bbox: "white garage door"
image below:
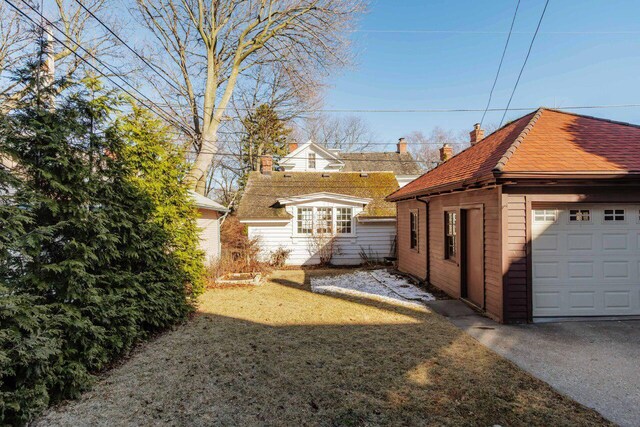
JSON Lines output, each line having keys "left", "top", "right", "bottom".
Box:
{"left": 532, "top": 204, "right": 640, "bottom": 317}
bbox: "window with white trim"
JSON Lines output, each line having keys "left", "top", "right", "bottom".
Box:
{"left": 533, "top": 209, "right": 557, "bottom": 223}
{"left": 315, "top": 207, "right": 333, "bottom": 234}
{"left": 296, "top": 207, "right": 353, "bottom": 235}
{"left": 569, "top": 209, "right": 590, "bottom": 222}
{"left": 604, "top": 209, "right": 624, "bottom": 221}
{"left": 308, "top": 152, "right": 316, "bottom": 169}
{"left": 297, "top": 207, "right": 313, "bottom": 234}
{"left": 336, "top": 207, "right": 353, "bottom": 234}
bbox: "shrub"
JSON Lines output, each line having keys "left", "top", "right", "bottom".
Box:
{"left": 269, "top": 247, "right": 291, "bottom": 267}
{"left": 0, "top": 75, "right": 200, "bottom": 424}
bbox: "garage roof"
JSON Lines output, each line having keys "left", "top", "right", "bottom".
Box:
{"left": 388, "top": 108, "right": 640, "bottom": 201}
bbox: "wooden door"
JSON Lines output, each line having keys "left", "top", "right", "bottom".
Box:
{"left": 464, "top": 208, "right": 484, "bottom": 308}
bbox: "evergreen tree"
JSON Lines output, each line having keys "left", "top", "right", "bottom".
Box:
{"left": 0, "top": 69, "right": 200, "bottom": 424}
{"left": 241, "top": 104, "right": 291, "bottom": 176}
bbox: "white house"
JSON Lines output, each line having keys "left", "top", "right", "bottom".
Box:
{"left": 189, "top": 190, "right": 228, "bottom": 263}
{"left": 236, "top": 140, "right": 422, "bottom": 265}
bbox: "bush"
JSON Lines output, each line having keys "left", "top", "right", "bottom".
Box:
{"left": 0, "top": 75, "right": 202, "bottom": 425}
{"left": 269, "top": 247, "right": 291, "bottom": 267}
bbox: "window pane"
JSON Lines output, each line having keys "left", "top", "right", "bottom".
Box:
{"left": 308, "top": 153, "right": 316, "bottom": 169}
{"left": 604, "top": 209, "right": 624, "bottom": 221}
{"left": 336, "top": 207, "right": 352, "bottom": 234}
{"left": 445, "top": 211, "right": 457, "bottom": 259}
{"left": 315, "top": 207, "right": 332, "bottom": 234}
{"left": 297, "top": 207, "right": 313, "bottom": 234}
{"left": 410, "top": 211, "right": 418, "bottom": 249}
{"left": 569, "top": 209, "right": 590, "bottom": 222}
{"left": 534, "top": 209, "right": 557, "bottom": 222}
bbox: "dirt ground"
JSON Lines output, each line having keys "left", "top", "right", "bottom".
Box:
{"left": 36, "top": 270, "right": 611, "bottom": 427}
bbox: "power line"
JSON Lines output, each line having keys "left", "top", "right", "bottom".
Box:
{"left": 350, "top": 29, "right": 640, "bottom": 35}
{"left": 70, "top": 0, "right": 182, "bottom": 95}
{"left": 9, "top": 0, "right": 191, "bottom": 135}
{"left": 480, "top": 0, "right": 521, "bottom": 127}
{"left": 500, "top": 0, "right": 551, "bottom": 127}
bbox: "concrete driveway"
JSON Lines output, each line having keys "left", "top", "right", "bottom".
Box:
{"left": 427, "top": 300, "right": 640, "bottom": 427}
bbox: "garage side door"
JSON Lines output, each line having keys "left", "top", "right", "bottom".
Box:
{"left": 532, "top": 205, "right": 640, "bottom": 317}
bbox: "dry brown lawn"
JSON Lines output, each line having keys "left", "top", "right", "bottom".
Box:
{"left": 37, "top": 270, "right": 611, "bottom": 427}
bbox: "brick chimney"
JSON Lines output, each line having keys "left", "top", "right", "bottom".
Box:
{"left": 397, "top": 137, "right": 407, "bottom": 154}
{"left": 260, "top": 155, "right": 273, "bottom": 175}
{"left": 439, "top": 143, "right": 453, "bottom": 163}
{"left": 470, "top": 123, "right": 484, "bottom": 145}
{"left": 289, "top": 141, "right": 298, "bottom": 153}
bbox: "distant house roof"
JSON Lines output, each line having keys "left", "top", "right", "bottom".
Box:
{"left": 338, "top": 152, "right": 423, "bottom": 175}
{"left": 388, "top": 108, "right": 640, "bottom": 201}
{"left": 188, "top": 190, "right": 228, "bottom": 212}
{"left": 237, "top": 171, "right": 399, "bottom": 220}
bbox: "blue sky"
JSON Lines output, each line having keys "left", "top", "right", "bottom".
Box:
{"left": 323, "top": 0, "right": 640, "bottom": 146}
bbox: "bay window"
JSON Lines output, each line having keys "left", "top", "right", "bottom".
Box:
{"left": 296, "top": 206, "right": 352, "bottom": 235}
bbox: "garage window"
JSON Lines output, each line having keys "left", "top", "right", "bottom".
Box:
{"left": 533, "top": 209, "right": 557, "bottom": 223}
{"left": 569, "top": 209, "right": 590, "bottom": 222}
{"left": 409, "top": 210, "right": 419, "bottom": 250}
{"left": 444, "top": 211, "right": 457, "bottom": 260}
{"left": 604, "top": 209, "right": 624, "bottom": 221}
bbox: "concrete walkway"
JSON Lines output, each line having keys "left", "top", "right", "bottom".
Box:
{"left": 426, "top": 300, "right": 640, "bottom": 427}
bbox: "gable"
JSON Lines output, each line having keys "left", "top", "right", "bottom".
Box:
{"left": 279, "top": 141, "right": 343, "bottom": 171}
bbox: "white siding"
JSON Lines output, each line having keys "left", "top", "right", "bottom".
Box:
{"left": 247, "top": 218, "right": 396, "bottom": 266}
{"left": 197, "top": 208, "right": 221, "bottom": 264}
{"left": 281, "top": 144, "right": 341, "bottom": 171}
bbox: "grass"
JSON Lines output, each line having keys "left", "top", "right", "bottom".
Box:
{"left": 37, "top": 270, "right": 611, "bottom": 426}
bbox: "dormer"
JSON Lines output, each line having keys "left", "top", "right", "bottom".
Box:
{"left": 278, "top": 141, "right": 344, "bottom": 171}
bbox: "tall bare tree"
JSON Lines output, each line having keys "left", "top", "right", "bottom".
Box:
{"left": 134, "top": 0, "right": 367, "bottom": 193}
{"left": 0, "top": 0, "right": 126, "bottom": 110}
{"left": 408, "top": 127, "right": 468, "bottom": 170}
{"left": 298, "top": 114, "right": 374, "bottom": 151}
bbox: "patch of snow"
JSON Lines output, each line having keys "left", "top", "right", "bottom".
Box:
{"left": 310, "top": 270, "right": 434, "bottom": 307}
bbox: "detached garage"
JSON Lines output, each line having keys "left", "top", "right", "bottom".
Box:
{"left": 388, "top": 108, "right": 640, "bottom": 323}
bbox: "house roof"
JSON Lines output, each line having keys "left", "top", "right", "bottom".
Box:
{"left": 338, "top": 152, "right": 424, "bottom": 175}
{"left": 188, "top": 190, "right": 228, "bottom": 212}
{"left": 388, "top": 108, "right": 640, "bottom": 201}
{"left": 237, "top": 171, "right": 399, "bottom": 220}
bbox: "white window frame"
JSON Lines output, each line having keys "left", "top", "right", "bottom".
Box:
{"left": 308, "top": 152, "right": 316, "bottom": 170}
{"left": 294, "top": 206, "right": 354, "bottom": 237}
{"left": 569, "top": 209, "right": 591, "bottom": 223}
{"left": 603, "top": 208, "right": 625, "bottom": 223}
{"left": 533, "top": 209, "right": 558, "bottom": 223}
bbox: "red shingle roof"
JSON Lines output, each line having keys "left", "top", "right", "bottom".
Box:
{"left": 388, "top": 108, "right": 640, "bottom": 200}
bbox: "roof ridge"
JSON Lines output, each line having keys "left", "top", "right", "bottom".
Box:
{"left": 493, "top": 108, "right": 545, "bottom": 172}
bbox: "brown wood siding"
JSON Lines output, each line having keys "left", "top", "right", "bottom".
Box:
{"left": 396, "top": 199, "right": 428, "bottom": 280}
{"left": 427, "top": 187, "right": 503, "bottom": 321}
{"left": 502, "top": 194, "right": 529, "bottom": 322}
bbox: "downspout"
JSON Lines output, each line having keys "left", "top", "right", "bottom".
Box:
{"left": 416, "top": 197, "right": 429, "bottom": 284}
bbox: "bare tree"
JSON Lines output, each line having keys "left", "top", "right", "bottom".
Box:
{"left": 408, "top": 127, "right": 468, "bottom": 170}
{"left": 134, "top": 0, "right": 367, "bottom": 193}
{"left": 0, "top": 0, "right": 127, "bottom": 110}
{"left": 296, "top": 114, "right": 374, "bottom": 151}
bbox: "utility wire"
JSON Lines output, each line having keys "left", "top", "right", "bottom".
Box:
{"left": 481, "top": 0, "right": 521, "bottom": 126}
{"left": 500, "top": 0, "right": 551, "bottom": 126}
{"left": 9, "top": 0, "right": 191, "bottom": 135}
{"left": 70, "top": 0, "right": 183, "bottom": 95}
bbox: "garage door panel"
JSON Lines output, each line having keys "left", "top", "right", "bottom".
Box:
{"left": 532, "top": 204, "right": 640, "bottom": 317}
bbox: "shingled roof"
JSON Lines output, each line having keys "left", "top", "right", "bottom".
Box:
{"left": 237, "top": 171, "right": 399, "bottom": 220}
{"left": 388, "top": 108, "right": 640, "bottom": 201}
{"left": 338, "top": 152, "right": 423, "bottom": 175}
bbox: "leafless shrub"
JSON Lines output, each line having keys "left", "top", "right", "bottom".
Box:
{"left": 308, "top": 233, "right": 338, "bottom": 266}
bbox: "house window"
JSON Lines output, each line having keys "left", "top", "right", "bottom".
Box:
{"left": 336, "top": 207, "right": 353, "bottom": 234}
{"left": 533, "top": 209, "right": 557, "bottom": 223}
{"left": 569, "top": 209, "right": 590, "bottom": 222}
{"left": 315, "top": 207, "right": 333, "bottom": 234}
{"left": 409, "top": 210, "right": 419, "bottom": 250}
{"left": 297, "top": 207, "right": 313, "bottom": 234}
{"left": 297, "top": 207, "right": 352, "bottom": 235}
{"left": 604, "top": 209, "right": 624, "bottom": 221}
{"left": 308, "top": 152, "right": 316, "bottom": 169}
{"left": 445, "top": 211, "right": 457, "bottom": 260}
